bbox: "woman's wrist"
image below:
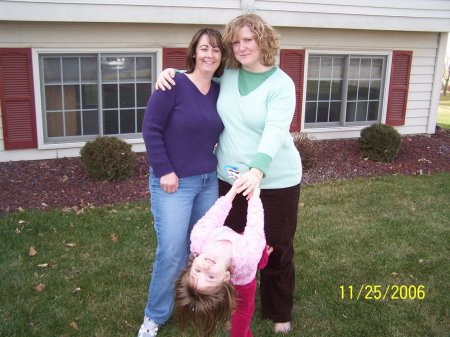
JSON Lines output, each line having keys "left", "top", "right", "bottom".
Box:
{"left": 250, "top": 168, "right": 263, "bottom": 181}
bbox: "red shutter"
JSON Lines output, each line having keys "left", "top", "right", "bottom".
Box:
{"left": 163, "top": 48, "right": 187, "bottom": 70}
{"left": 0, "top": 48, "right": 37, "bottom": 150}
{"left": 386, "top": 50, "right": 412, "bottom": 126}
{"left": 280, "top": 49, "right": 305, "bottom": 132}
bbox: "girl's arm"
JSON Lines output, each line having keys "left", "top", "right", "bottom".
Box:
{"left": 241, "top": 189, "right": 266, "bottom": 265}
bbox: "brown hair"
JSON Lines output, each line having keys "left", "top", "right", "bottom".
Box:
{"left": 222, "top": 13, "right": 279, "bottom": 69}
{"left": 185, "top": 28, "right": 226, "bottom": 77}
{"left": 174, "top": 260, "right": 237, "bottom": 337}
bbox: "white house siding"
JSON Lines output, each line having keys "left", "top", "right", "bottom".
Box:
{"left": 277, "top": 27, "right": 445, "bottom": 139}
{"left": 0, "top": 1, "right": 449, "bottom": 160}
{"left": 1, "top": 0, "right": 449, "bottom": 32}
{"left": 255, "top": 0, "right": 450, "bottom": 31}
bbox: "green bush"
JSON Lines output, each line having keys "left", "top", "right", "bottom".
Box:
{"left": 292, "top": 133, "right": 317, "bottom": 171}
{"left": 358, "top": 124, "right": 401, "bottom": 162}
{"left": 80, "top": 136, "right": 136, "bottom": 181}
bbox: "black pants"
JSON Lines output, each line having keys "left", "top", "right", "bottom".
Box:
{"left": 219, "top": 179, "right": 301, "bottom": 323}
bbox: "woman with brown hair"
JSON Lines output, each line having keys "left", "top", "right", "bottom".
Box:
{"left": 138, "top": 27, "right": 226, "bottom": 337}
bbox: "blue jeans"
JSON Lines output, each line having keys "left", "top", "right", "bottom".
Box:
{"left": 144, "top": 169, "right": 218, "bottom": 324}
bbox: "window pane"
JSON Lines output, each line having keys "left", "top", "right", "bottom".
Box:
{"left": 332, "top": 57, "right": 344, "bottom": 79}
{"left": 320, "top": 57, "right": 332, "bottom": 78}
{"left": 81, "top": 57, "right": 97, "bottom": 82}
{"left": 360, "top": 59, "right": 371, "bottom": 79}
{"left": 83, "top": 110, "right": 99, "bottom": 135}
{"left": 305, "top": 102, "right": 317, "bottom": 123}
{"left": 330, "top": 80, "right": 342, "bottom": 100}
{"left": 308, "top": 57, "right": 320, "bottom": 78}
{"left": 120, "top": 109, "right": 136, "bottom": 133}
{"left": 358, "top": 80, "right": 369, "bottom": 100}
{"left": 137, "top": 83, "right": 151, "bottom": 107}
{"left": 43, "top": 58, "right": 61, "bottom": 83}
{"left": 101, "top": 57, "right": 119, "bottom": 82}
{"left": 356, "top": 101, "right": 368, "bottom": 121}
{"left": 136, "top": 57, "right": 152, "bottom": 81}
{"left": 119, "top": 57, "right": 135, "bottom": 82}
{"left": 349, "top": 58, "right": 360, "bottom": 79}
{"left": 306, "top": 80, "right": 318, "bottom": 101}
{"left": 369, "top": 80, "right": 381, "bottom": 100}
{"left": 371, "top": 59, "right": 383, "bottom": 79}
{"left": 368, "top": 101, "right": 379, "bottom": 121}
{"left": 62, "top": 58, "right": 79, "bottom": 82}
{"left": 82, "top": 84, "right": 98, "bottom": 109}
{"left": 103, "top": 110, "right": 118, "bottom": 134}
{"left": 319, "top": 81, "right": 331, "bottom": 100}
{"left": 120, "top": 83, "right": 135, "bottom": 108}
{"left": 64, "top": 85, "right": 80, "bottom": 110}
{"left": 45, "top": 85, "right": 62, "bottom": 110}
{"left": 347, "top": 80, "right": 358, "bottom": 100}
{"left": 137, "top": 108, "right": 145, "bottom": 132}
{"left": 329, "top": 102, "right": 341, "bottom": 122}
{"left": 103, "top": 84, "right": 118, "bottom": 109}
{"left": 346, "top": 102, "right": 356, "bottom": 122}
{"left": 317, "top": 102, "right": 329, "bottom": 122}
{"left": 47, "top": 111, "right": 64, "bottom": 137}
{"left": 65, "top": 110, "right": 81, "bottom": 136}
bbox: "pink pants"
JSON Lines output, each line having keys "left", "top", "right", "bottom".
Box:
{"left": 230, "top": 248, "right": 269, "bottom": 337}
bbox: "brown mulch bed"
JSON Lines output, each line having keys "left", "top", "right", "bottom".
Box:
{"left": 1, "top": 130, "right": 449, "bottom": 213}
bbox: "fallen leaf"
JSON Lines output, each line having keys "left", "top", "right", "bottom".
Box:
{"left": 18, "top": 207, "right": 25, "bottom": 212}
{"left": 111, "top": 233, "right": 119, "bottom": 242}
{"left": 38, "top": 263, "right": 49, "bottom": 268}
{"left": 29, "top": 246, "right": 37, "bottom": 257}
{"left": 390, "top": 272, "right": 398, "bottom": 278}
{"left": 35, "top": 283, "right": 46, "bottom": 292}
{"left": 65, "top": 243, "right": 76, "bottom": 248}
{"left": 18, "top": 220, "right": 27, "bottom": 224}
{"left": 69, "top": 321, "right": 79, "bottom": 330}
{"left": 73, "top": 287, "right": 81, "bottom": 293}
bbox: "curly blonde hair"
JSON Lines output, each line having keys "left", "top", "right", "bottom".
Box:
{"left": 174, "top": 260, "right": 237, "bottom": 337}
{"left": 222, "top": 13, "right": 279, "bottom": 69}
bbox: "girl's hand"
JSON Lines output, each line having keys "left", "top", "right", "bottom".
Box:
{"left": 160, "top": 172, "right": 179, "bottom": 193}
{"left": 224, "top": 179, "right": 239, "bottom": 202}
{"left": 266, "top": 245, "right": 274, "bottom": 256}
{"left": 155, "top": 68, "right": 176, "bottom": 91}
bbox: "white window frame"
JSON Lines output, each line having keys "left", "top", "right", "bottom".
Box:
{"left": 302, "top": 50, "right": 393, "bottom": 135}
{"left": 32, "top": 48, "right": 162, "bottom": 150}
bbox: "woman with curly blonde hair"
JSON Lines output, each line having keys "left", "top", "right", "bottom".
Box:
{"left": 157, "top": 13, "right": 302, "bottom": 334}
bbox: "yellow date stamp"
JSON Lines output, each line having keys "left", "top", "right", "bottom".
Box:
{"left": 339, "top": 284, "right": 426, "bottom": 301}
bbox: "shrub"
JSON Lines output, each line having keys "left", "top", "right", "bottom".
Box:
{"left": 292, "top": 133, "right": 317, "bottom": 171}
{"left": 80, "top": 136, "right": 136, "bottom": 181}
{"left": 358, "top": 124, "right": 401, "bottom": 162}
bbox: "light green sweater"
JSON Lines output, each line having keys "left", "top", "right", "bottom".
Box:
{"left": 216, "top": 68, "right": 302, "bottom": 189}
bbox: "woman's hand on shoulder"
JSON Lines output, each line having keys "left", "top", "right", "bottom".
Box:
{"left": 155, "top": 68, "right": 177, "bottom": 91}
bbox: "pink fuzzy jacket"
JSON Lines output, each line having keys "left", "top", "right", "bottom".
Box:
{"left": 190, "top": 196, "right": 266, "bottom": 286}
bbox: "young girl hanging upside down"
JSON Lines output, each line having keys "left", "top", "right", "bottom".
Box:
{"left": 174, "top": 179, "right": 271, "bottom": 337}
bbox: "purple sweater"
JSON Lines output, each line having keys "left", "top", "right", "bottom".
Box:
{"left": 142, "top": 73, "right": 224, "bottom": 178}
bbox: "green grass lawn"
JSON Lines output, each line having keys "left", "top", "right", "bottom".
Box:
{"left": 1, "top": 173, "right": 449, "bottom": 337}
{"left": 438, "top": 94, "right": 450, "bottom": 129}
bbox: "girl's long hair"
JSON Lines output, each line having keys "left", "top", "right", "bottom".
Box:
{"left": 174, "top": 259, "right": 237, "bottom": 337}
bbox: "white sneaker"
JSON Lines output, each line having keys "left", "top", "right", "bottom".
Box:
{"left": 137, "top": 317, "right": 160, "bottom": 337}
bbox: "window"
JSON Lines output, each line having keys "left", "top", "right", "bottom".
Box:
{"left": 39, "top": 53, "right": 155, "bottom": 143}
{"left": 305, "top": 54, "right": 386, "bottom": 128}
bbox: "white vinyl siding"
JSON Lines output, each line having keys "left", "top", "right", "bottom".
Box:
{"left": 1, "top": 0, "right": 449, "bottom": 32}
